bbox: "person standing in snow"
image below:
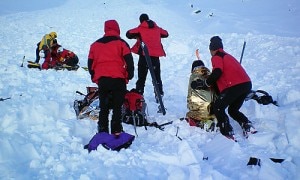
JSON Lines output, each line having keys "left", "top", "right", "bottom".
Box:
{"left": 126, "top": 13, "right": 168, "bottom": 97}
{"left": 35, "top": 31, "right": 57, "bottom": 63}
{"left": 191, "top": 36, "right": 255, "bottom": 138}
{"left": 88, "top": 20, "right": 134, "bottom": 135}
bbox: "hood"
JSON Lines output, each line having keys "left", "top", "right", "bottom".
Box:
{"left": 140, "top": 20, "right": 156, "bottom": 29}
{"left": 49, "top": 32, "right": 57, "bottom": 39}
{"left": 104, "top": 20, "right": 120, "bottom": 36}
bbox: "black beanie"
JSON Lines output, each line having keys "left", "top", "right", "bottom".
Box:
{"left": 191, "top": 60, "right": 205, "bottom": 73}
{"left": 209, "top": 36, "right": 223, "bottom": 51}
{"left": 139, "top": 13, "right": 149, "bottom": 23}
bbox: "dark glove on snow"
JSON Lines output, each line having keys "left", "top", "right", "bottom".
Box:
{"left": 191, "top": 79, "right": 208, "bottom": 90}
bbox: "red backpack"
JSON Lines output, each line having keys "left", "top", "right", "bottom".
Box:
{"left": 122, "top": 89, "right": 148, "bottom": 126}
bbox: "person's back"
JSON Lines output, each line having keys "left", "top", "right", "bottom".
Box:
{"left": 128, "top": 19, "right": 168, "bottom": 57}
{"left": 211, "top": 49, "right": 251, "bottom": 93}
{"left": 90, "top": 39, "right": 129, "bottom": 82}
{"left": 88, "top": 19, "right": 134, "bottom": 135}
{"left": 38, "top": 32, "right": 57, "bottom": 51}
{"left": 126, "top": 13, "right": 168, "bottom": 96}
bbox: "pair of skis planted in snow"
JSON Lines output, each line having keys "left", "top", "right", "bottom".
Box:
{"left": 140, "top": 41, "right": 166, "bottom": 115}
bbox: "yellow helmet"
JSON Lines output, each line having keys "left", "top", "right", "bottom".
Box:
{"left": 49, "top": 32, "right": 57, "bottom": 38}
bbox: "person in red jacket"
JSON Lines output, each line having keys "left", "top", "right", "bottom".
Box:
{"left": 191, "top": 36, "right": 255, "bottom": 139}
{"left": 88, "top": 19, "right": 134, "bottom": 135}
{"left": 41, "top": 39, "right": 59, "bottom": 70}
{"left": 126, "top": 13, "right": 168, "bottom": 96}
{"left": 55, "top": 46, "right": 79, "bottom": 67}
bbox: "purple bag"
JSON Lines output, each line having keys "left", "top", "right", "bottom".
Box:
{"left": 84, "top": 132, "right": 135, "bottom": 152}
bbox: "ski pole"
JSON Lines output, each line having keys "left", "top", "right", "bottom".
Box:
{"left": 20, "top": 56, "right": 25, "bottom": 67}
{"left": 176, "top": 126, "right": 182, "bottom": 141}
{"left": 240, "top": 41, "right": 246, "bottom": 64}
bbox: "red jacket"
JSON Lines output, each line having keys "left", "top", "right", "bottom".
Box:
{"left": 126, "top": 20, "right": 168, "bottom": 57}
{"left": 51, "top": 45, "right": 77, "bottom": 63}
{"left": 211, "top": 49, "right": 251, "bottom": 92}
{"left": 51, "top": 45, "right": 61, "bottom": 62}
{"left": 58, "top": 49, "right": 76, "bottom": 62}
{"left": 88, "top": 20, "right": 134, "bottom": 84}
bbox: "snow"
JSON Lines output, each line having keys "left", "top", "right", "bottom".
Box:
{"left": 0, "top": 0, "right": 300, "bottom": 179}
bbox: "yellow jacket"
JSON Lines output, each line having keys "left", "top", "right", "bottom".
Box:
{"left": 38, "top": 32, "right": 57, "bottom": 50}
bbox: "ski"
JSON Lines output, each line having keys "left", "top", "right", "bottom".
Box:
{"left": 140, "top": 41, "right": 166, "bottom": 115}
{"left": 81, "top": 66, "right": 88, "bottom": 71}
{"left": 54, "top": 64, "right": 80, "bottom": 71}
{"left": 27, "top": 61, "right": 41, "bottom": 69}
{"left": 27, "top": 60, "right": 79, "bottom": 71}
{"left": 27, "top": 60, "right": 37, "bottom": 64}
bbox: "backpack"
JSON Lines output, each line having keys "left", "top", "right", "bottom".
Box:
{"left": 121, "top": 89, "right": 148, "bottom": 126}
{"left": 74, "top": 87, "right": 99, "bottom": 120}
{"left": 245, "top": 90, "right": 278, "bottom": 106}
{"left": 84, "top": 132, "right": 135, "bottom": 152}
{"left": 73, "top": 87, "right": 172, "bottom": 133}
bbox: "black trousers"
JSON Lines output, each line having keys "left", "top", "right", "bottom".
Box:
{"left": 136, "top": 55, "right": 163, "bottom": 95}
{"left": 35, "top": 42, "right": 41, "bottom": 63}
{"left": 213, "top": 82, "right": 252, "bottom": 126}
{"left": 97, "top": 77, "right": 126, "bottom": 134}
{"left": 64, "top": 55, "right": 79, "bottom": 66}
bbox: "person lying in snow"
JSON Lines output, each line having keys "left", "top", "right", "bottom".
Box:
{"left": 186, "top": 59, "right": 218, "bottom": 131}
{"left": 52, "top": 46, "right": 79, "bottom": 68}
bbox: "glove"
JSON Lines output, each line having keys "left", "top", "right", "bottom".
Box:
{"left": 39, "top": 50, "right": 45, "bottom": 58}
{"left": 191, "top": 79, "right": 208, "bottom": 90}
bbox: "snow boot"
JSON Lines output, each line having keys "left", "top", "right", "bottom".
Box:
{"left": 218, "top": 121, "right": 235, "bottom": 141}
{"left": 241, "top": 121, "right": 257, "bottom": 138}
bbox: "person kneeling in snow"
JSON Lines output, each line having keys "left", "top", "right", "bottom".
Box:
{"left": 35, "top": 31, "right": 57, "bottom": 64}
{"left": 193, "top": 36, "right": 256, "bottom": 139}
{"left": 40, "top": 38, "right": 59, "bottom": 70}
{"left": 186, "top": 60, "right": 217, "bottom": 131}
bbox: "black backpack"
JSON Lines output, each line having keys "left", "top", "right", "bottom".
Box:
{"left": 246, "top": 90, "right": 278, "bottom": 106}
